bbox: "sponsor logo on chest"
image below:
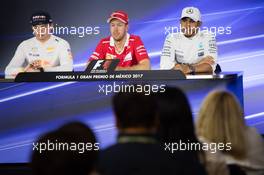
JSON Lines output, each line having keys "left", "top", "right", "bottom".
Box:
{"left": 123, "top": 52, "right": 132, "bottom": 61}
{"left": 198, "top": 42, "right": 204, "bottom": 57}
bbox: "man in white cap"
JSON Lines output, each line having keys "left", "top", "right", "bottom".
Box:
{"left": 88, "top": 10, "right": 150, "bottom": 70}
{"left": 160, "top": 7, "right": 217, "bottom": 74}
{"left": 5, "top": 11, "right": 73, "bottom": 79}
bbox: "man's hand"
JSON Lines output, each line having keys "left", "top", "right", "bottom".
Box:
{"left": 24, "top": 66, "right": 41, "bottom": 72}
{"left": 102, "top": 61, "right": 112, "bottom": 70}
{"left": 196, "top": 56, "right": 215, "bottom": 66}
{"left": 24, "top": 60, "right": 43, "bottom": 72}
{"left": 173, "top": 64, "right": 191, "bottom": 74}
{"left": 30, "top": 60, "right": 43, "bottom": 69}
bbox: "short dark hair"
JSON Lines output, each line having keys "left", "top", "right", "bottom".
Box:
{"left": 155, "top": 87, "right": 199, "bottom": 144}
{"left": 112, "top": 91, "right": 157, "bottom": 129}
{"left": 31, "top": 122, "right": 98, "bottom": 175}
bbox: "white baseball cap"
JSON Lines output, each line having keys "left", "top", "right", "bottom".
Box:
{"left": 181, "top": 7, "right": 201, "bottom": 22}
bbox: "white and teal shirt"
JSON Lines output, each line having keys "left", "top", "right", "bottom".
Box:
{"left": 160, "top": 31, "right": 217, "bottom": 71}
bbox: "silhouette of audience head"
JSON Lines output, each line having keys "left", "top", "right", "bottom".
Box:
{"left": 112, "top": 91, "right": 158, "bottom": 133}
{"left": 31, "top": 121, "right": 98, "bottom": 175}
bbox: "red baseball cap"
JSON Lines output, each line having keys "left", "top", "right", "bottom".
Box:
{"left": 107, "top": 10, "right": 129, "bottom": 24}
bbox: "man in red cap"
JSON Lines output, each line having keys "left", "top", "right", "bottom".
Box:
{"left": 88, "top": 10, "right": 150, "bottom": 70}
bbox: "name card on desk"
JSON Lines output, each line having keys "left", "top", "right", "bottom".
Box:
{"left": 14, "top": 70, "right": 186, "bottom": 82}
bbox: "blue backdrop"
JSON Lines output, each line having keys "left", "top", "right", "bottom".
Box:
{"left": 0, "top": 0, "right": 264, "bottom": 163}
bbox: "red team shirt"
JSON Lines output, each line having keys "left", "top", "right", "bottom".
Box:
{"left": 89, "top": 34, "right": 149, "bottom": 67}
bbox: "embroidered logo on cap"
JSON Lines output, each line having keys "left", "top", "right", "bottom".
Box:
{"left": 186, "top": 8, "right": 194, "bottom": 14}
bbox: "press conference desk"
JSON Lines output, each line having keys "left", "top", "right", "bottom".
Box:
{"left": 0, "top": 70, "right": 244, "bottom": 106}
{"left": 10, "top": 70, "right": 241, "bottom": 81}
